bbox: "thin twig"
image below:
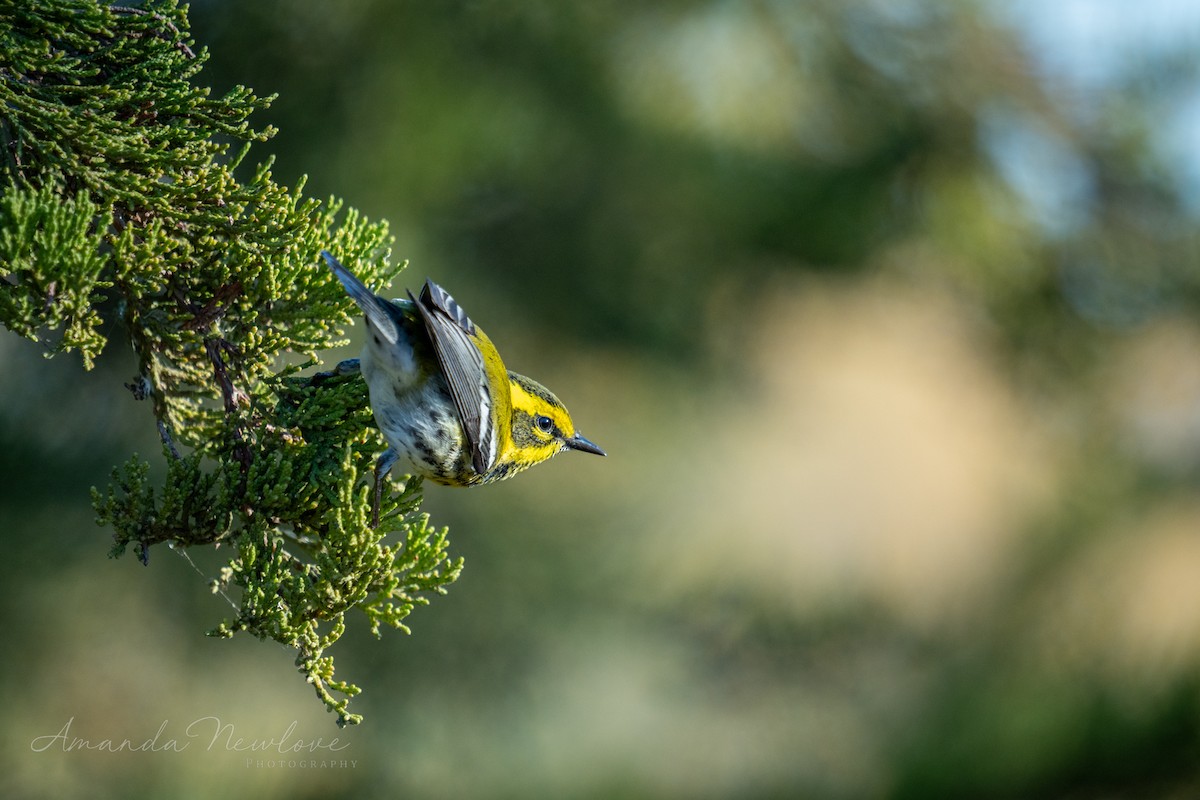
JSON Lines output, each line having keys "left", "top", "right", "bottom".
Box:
{"left": 156, "top": 417, "right": 181, "bottom": 459}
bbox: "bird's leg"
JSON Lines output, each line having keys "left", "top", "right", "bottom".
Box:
{"left": 372, "top": 447, "right": 400, "bottom": 528}
{"left": 332, "top": 358, "right": 361, "bottom": 376}
{"left": 310, "top": 358, "right": 361, "bottom": 384}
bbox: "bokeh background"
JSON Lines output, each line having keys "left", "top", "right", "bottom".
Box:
{"left": 5, "top": 1, "right": 1200, "bottom": 797}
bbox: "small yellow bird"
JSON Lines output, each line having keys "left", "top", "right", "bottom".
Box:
{"left": 323, "top": 251, "right": 604, "bottom": 524}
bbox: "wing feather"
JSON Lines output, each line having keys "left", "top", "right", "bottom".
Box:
{"left": 408, "top": 280, "right": 497, "bottom": 475}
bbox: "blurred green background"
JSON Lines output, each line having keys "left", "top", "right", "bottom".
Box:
{"left": 5, "top": 1, "right": 1200, "bottom": 797}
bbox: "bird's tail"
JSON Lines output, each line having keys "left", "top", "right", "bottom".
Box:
{"left": 322, "top": 250, "right": 400, "bottom": 344}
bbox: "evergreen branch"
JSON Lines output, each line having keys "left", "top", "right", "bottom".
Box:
{"left": 2, "top": 0, "right": 460, "bottom": 726}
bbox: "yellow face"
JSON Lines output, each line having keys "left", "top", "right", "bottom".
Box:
{"left": 507, "top": 373, "right": 576, "bottom": 458}
{"left": 502, "top": 372, "right": 605, "bottom": 469}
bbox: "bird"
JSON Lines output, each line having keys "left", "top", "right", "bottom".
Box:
{"left": 322, "top": 250, "right": 605, "bottom": 525}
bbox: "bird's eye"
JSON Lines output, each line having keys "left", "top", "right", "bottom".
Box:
{"left": 535, "top": 415, "right": 554, "bottom": 434}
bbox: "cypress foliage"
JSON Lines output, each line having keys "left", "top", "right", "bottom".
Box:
{"left": 0, "top": 0, "right": 462, "bottom": 727}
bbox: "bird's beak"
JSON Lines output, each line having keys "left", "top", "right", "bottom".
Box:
{"left": 565, "top": 432, "right": 606, "bottom": 457}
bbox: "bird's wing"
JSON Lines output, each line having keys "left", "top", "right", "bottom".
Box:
{"left": 408, "top": 279, "right": 497, "bottom": 475}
